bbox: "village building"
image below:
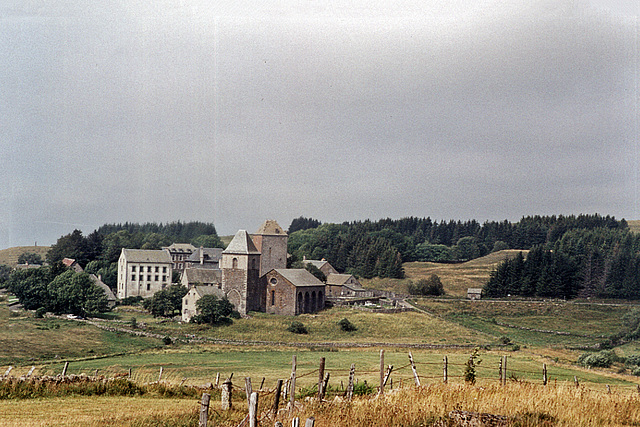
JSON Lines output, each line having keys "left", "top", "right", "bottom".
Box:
{"left": 117, "top": 249, "right": 173, "bottom": 299}
{"left": 161, "top": 243, "right": 197, "bottom": 271}
{"left": 263, "top": 268, "right": 326, "bottom": 316}
{"left": 62, "top": 258, "right": 83, "bottom": 273}
{"left": 301, "top": 257, "right": 338, "bottom": 276}
{"left": 467, "top": 288, "right": 482, "bottom": 300}
{"left": 181, "top": 285, "right": 225, "bottom": 322}
{"left": 251, "top": 220, "right": 288, "bottom": 276}
{"left": 183, "top": 247, "right": 223, "bottom": 270}
{"left": 180, "top": 267, "right": 222, "bottom": 289}
{"left": 325, "top": 273, "right": 372, "bottom": 298}
{"left": 90, "top": 274, "right": 117, "bottom": 308}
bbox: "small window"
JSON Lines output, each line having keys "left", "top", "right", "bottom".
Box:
{"left": 147, "top": 275, "right": 151, "bottom": 281}
{"left": 146, "top": 283, "right": 150, "bottom": 291}
{"left": 139, "top": 275, "right": 144, "bottom": 281}
{"left": 232, "top": 258, "right": 238, "bottom": 269}
{"left": 270, "top": 277, "right": 277, "bottom": 285}
{"left": 155, "top": 275, "right": 159, "bottom": 281}
{"left": 155, "top": 266, "right": 159, "bottom": 272}
{"left": 163, "top": 267, "right": 167, "bottom": 273}
{"left": 132, "top": 266, "right": 136, "bottom": 272}
{"left": 162, "top": 275, "right": 166, "bottom": 282}
{"left": 148, "top": 266, "right": 153, "bottom": 272}
{"left": 131, "top": 274, "right": 135, "bottom": 281}
{"left": 271, "top": 290, "right": 276, "bottom": 305}
{"left": 185, "top": 299, "right": 188, "bottom": 305}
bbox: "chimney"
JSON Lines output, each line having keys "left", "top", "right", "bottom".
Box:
{"left": 200, "top": 247, "right": 204, "bottom": 265}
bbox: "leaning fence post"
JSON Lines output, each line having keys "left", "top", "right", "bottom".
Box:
{"left": 304, "top": 417, "right": 315, "bottom": 427}
{"left": 379, "top": 349, "right": 385, "bottom": 394}
{"left": 245, "top": 377, "right": 253, "bottom": 408}
{"left": 221, "top": 379, "right": 233, "bottom": 410}
{"left": 215, "top": 372, "right": 220, "bottom": 388}
{"left": 199, "top": 393, "right": 210, "bottom": 427}
{"left": 382, "top": 365, "right": 393, "bottom": 388}
{"left": 317, "top": 357, "right": 326, "bottom": 401}
{"left": 346, "top": 363, "right": 355, "bottom": 401}
{"left": 3, "top": 366, "right": 12, "bottom": 377}
{"left": 273, "top": 379, "right": 283, "bottom": 414}
{"left": 443, "top": 356, "right": 448, "bottom": 384}
{"left": 542, "top": 363, "right": 548, "bottom": 386}
{"left": 26, "top": 366, "right": 36, "bottom": 378}
{"left": 574, "top": 376, "right": 579, "bottom": 388}
{"left": 249, "top": 392, "right": 259, "bottom": 427}
{"left": 61, "top": 361, "right": 69, "bottom": 377}
{"left": 409, "top": 352, "right": 420, "bottom": 387}
{"left": 260, "top": 377, "right": 266, "bottom": 390}
{"left": 289, "top": 355, "right": 297, "bottom": 411}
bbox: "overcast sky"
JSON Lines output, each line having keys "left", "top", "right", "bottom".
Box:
{"left": 1, "top": 0, "right": 638, "bottom": 248}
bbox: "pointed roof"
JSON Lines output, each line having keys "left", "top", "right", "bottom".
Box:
{"left": 273, "top": 269, "right": 324, "bottom": 287}
{"left": 121, "top": 249, "right": 173, "bottom": 263}
{"left": 223, "top": 230, "right": 261, "bottom": 255}
{"left": 255, "top": 220, "right": 287, "bottom": 236}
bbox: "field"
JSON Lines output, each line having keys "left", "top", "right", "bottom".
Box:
{"left": 0, "top": 246, "right": 50, "bottom": 266}
{"left": 2, "top": 247, "right": 640, "bottom": 425}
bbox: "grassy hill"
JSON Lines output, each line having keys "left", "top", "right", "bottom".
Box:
{"left": 627, "top": 219, "right": 640, "bottom": 233}
{"left": 363, "top": 249, "right": 525, "bottom": 297}
{"left": 0, "top": 246, "right": 50, "bottom": 266}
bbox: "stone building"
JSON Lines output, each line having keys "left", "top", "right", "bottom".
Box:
{"left": 162, "top": 243, "right": 197, "bottom": 271}
{"left": 184, "top": 247, "right": 223, "bottom": 270}
{"left": 220, "top": 229, "right": 263, "bottom": 316}
{"left": 264, "top": 268, "right": 325, "bottom": 316}
{"left": 325, "top": 273, "right": 371, "bottom": 298}
{"left": 301, "top": 258, "right": 338, "bottom": 276}
{"left": 117, "top": 249, "right": 173, "bottom": 299}
{"left": 181, "top": 285, "right": 225, "bottom": 322}
{"left": 252, "top": 220, "right": 288, "bottom": 276}
{"left": 180, "top": 267, "right": 221, "bottom": 289}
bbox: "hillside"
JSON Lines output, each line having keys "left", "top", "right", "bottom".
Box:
{"left": 363, "top": 249, "right": 526, "bottom": 297}
{"left": 0, "top": 246, "right": 50, "bottom": 266}
{"left": 627, "top": 219, "right": 640, "bottom": 233}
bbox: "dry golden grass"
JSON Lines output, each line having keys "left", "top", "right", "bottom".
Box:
{"left": 627, "top": 220, "right": 640, "bottom": 234}
{"left": 277, "top": 382, "right": 640, "bottom": 427}
{"left": 0, "top": 246, "right": 50, "bottom": 266}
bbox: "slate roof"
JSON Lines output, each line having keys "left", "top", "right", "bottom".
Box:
{"left": 121, "top": 249, "right": 173, "bottom": 263}
{"left": 183, "top": 268, "right": 222, "bottom": 285}
{"left": 192, "top": 285, "right": 225, "bottom": 299}
{"left": 303, "top": 260, "right": 329, "bottom": 270}
{"left": 223, "top": 230, "right": 260, "bottom": 255}
{"left": 186, "top": 248, "right": 223, "bottom": 263}
{"left": 325, "top": 274, "right": 364, "bottom": 290}
{"left": 255, "top": 220, "right": 287, "bottom": 236}
{"left": 162, "top": 243, "right": 197, "bottom": 253}
{"left": 273, "top": 269, "right": 324, "bottom": 287}
{"left": 89, "top": 274, "right": 117, "bottom": 302}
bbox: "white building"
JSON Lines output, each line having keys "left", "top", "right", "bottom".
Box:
{"left": 117, "top": 249, "right": 173, "bottom": 299}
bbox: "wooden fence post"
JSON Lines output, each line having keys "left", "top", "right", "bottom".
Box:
{"left": 379, "top": 349, "right": 385, "bottom": 394}
{"left": 346, "top": 364, "right": 355, "bottom": 401}
{"left": 260, "top": 377, "right": 265, "bottom": 390}
{"left": 443, "top": 356, "right": 448, "bottom": 384}
{"left": 128, "top": 367, "right": 132, "bottom": 378}
{"left": 498, "top": 358, "right": 503, "bottom": 384}
{"left": 291, "top": 418, "right": 300, "bottom": 427}
{"left": 289, "top": 355, "right": 297, "bottom": 411}
{"left": 221, "top": 379, "right": 233, "bottom": 410}
{"left": 317, "top": 357, "right": 325, "bottom": 401}
{"left": 502, "top": 356, "right": 507, "bottom": 386}
{"left": 542, "top": 363, "right": 548, "bottom": 386}
{"left": 3, "top": 366, "right": 12, "bottom": 377}
{"left": 249, "top": 392, "right": 259, "bottom": 427}
{"left": 158, "top": 367, "right": 163, "bottom": 382}
{"left": 304, "top": 417, "right": 315, "bottom": 427}
{"left": 607, "top": 384, "right": 611, "bottom": 394}
{"left": 382, "top": 365, "right": 393, "bottom": 388}
{"left": 61, "top": 361, "right": 69, "bottom": 377}
{"left": 409, "top": 352, "right": 420, "bottom": 387}
{"left": 215, "top": 372, "right": 220, "bottom": 388}
{"left": 26, "top": 366, "right": 36, "bottom": 378}
{"left": 245, "top": 377, "right": 253, "bottom": 408}
{"left": 574, "top": 376, "right": 579, "bottom": 388}
{"left": 273, "top": 379, "right": 283, "bottom": 414}
{"left": 199, "top": 393, "right": 210, "bottom": 427}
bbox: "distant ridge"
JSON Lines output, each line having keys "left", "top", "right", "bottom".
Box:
{"left": 0, "top": 246, "right": 50, "bottom": 266}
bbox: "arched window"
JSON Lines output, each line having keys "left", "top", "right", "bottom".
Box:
{"left": 304, "top": 292, "right": 310, "bottom": 313}
{"left": 311, "top": 291, "right": 317, "bottom": 312}
{"left": 232, "top": 258, "right": 238, "bottom": 269}
{"left": 251, "top": 258, "right": 256, "bottom": 270}
{"left": 297, "top": 292, "right": 303, "bottom": 314}
{"left": 271, "top": 290, "right": 276, "bottom": 306}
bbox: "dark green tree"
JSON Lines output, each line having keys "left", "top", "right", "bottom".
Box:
{"left": 47, "top": 270, "right": 109, "bottom": 316}
{"left": 17, "top": 252, "right": 44, "bottom": 265}
{"left": 192, "top": 295, "right": 234, "bottom": 325}
{"left": 143, "top": 284, "right": 187, "bottom": 317}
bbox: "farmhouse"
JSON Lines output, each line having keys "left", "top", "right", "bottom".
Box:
{"left": 302, "top": 257, "right": 338, "bottom": 276}
{"left": 264, "top": 268, "right": 326, "bottom": 316}
{"left": 180, "top": 267, "right": 221, "bottom": 289}
{"left": 181, "top": 285, "right": 225, "bottom": 322}
{"left": 325, "top": 273, "right": 372, "bottom": 298}
{"left": 162, "top": 243, "right": 197, "bottom": 271}
{"left": 117, "top": 249, "right": 173, "bottom": 299}
{"left": 184, "top": 247, "right": 222, "bottom": 270}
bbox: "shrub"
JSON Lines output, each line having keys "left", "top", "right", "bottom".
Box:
{"left": 578, "top": 350, "right": 616, "bottom": 368}
{"left": 162, "top": 336, "right": 172, "bottom": 345}
{"left": 287, "top": 321, "right": 308, "bottom": 334}
{"left": 498, "top": 336, "right": 511, "bottom": 345}
{"left": 353, "top": 381, "right": 375, "bottom": 396}
{"left": 338, "top": 318, "right": 357, "bottom": 332}
{"left": 464, "top": 348, "right": 482, "bottom": 385}
{"left": 407, "top": 275, "right": 445, "bottom": 296}
{"left": 35, "top": 307, "right": 47, "bottom": 318}
{"left": 632, "top": 366, "right": 640, "bottom": 376}
{"left": 626, "top": 354, "right": 640, "bottom": 367}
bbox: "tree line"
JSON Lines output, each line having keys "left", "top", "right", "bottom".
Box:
{"left": 287, "top": 214, "right": 625, "bottom": 280}
{"left": 484, "top": 227, "right": 640, "bottom": 300}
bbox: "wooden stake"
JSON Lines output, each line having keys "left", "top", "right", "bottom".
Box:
{"left": 574, "top": 376, "right": 579, "bottom": 388}
{"left": 409, "top": 352, "right": 420, "bottom": 387}
{"left": 215, "top": 372, "right": 220, "bottom": 388}
{"left": 321, "top": 372, "right": 330, "bottom": 399}
{"left": 260, "top": 377, "right": 266, "bottom": 390}
{"left": 245, "top": 377, "right": 253, "bottom": 408}
{"left": 289, "top": 355, "right": 297, "bottom": 411}
{"left": 317, "top": 357, "right": 325, "bottom": 401}
{"left": 346, "top": 363, "right": 355, "bottom": 401}
{"left": 199, "top": 393, "right": 210, "bottom": 427}
{"left": 158, "top": 367, "right": 163, "bottom": 382}
{"left": 502, "top": 356, "right": 507, "bottom": 386}
{"left": 291, "top": 418, "right": 300, "bottom": 427}
{"left": 273, "top": 379, "right": 283, "bottom": 414}
{"left": 221, "top": 379, "right": 233, "bottom": 410}
{"left": 26, "top": 366, "right": 36, "bottom": 378}
{"left": 61, "top": 361, "right": 69, "bottom": 377}
{"left": 443, "top": 356, "right": 448, "bottom": 384}
{"left": 128, "top": 367, "right": 132, "bottom": 378}
{"left": 3, "top": 366, "right": 12, "bottom": 377}
{"left": 382, "top": 365, "right": 394, "bottom": 388}
{"left": 607, "top": 384, "right": 611, "bottom": 394}
{"left": 379, "top": 349, "right": 385, "bottom": 394}
{"left": 542, "top": 363, "right": 548, "bottom": 386}
{"left": 304, "top": 417, "right": 315, "bottom": 427}
{"left": 249, "top": 392, "right": 259, "bottom": 427}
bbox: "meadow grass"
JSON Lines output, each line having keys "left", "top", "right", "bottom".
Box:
{"left": 0, "top": 246, "right": 50, "bottom": 266}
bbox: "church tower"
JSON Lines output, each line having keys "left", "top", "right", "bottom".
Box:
{"left": 252, "top": 220, "right": 288, "bottom": 276}
{"left": 221, "top": 230, "right": 263, "bottom": 315}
